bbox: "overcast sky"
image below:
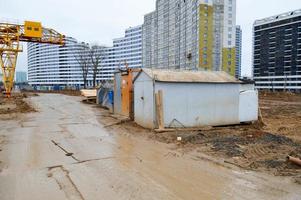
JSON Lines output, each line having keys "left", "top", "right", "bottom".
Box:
{"left": 2, "top": 0, "right": 301, "bottom": 77}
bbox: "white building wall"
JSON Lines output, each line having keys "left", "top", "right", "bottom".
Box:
{"left": 113, "top": 25, "right": 142, "bottom": 69}
{"left": 222, "top": 0, "right": 236, "bottom": 48}
{"left": 235, "top": 25, "right": 242, "bottom": 78}
{"left": 143, "top": 11, "right": 157, "bottom": 68}
{"left": 28, "top": 37, "right": 115, "bottom": 88}
{"left": 142, "top": 0, "right": 237, "bottom": 73}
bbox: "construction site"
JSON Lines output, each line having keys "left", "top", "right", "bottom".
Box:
{"left": 0, "top": 74, "right": 301, "bottom": 199}
{"left": 1, "top": 0, "right": 301, "bottom": 199}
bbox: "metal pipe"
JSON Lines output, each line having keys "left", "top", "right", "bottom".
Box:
{"left": 287, "top": 156, "right": 301, "bottom": 166}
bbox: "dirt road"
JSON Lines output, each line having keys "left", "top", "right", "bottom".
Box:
{"left": 0, "top": 94, "right": 300, "bottom": 200}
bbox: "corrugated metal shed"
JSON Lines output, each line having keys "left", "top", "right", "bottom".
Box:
{"left": 133, "top": 69, "right": 258, "bottom": 129}
{"left": 138, "top": 68, "right": 241, "bottom": 83}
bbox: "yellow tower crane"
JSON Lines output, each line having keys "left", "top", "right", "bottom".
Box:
{"left": 0, "top": 21, "right": 65, "bottom": 97}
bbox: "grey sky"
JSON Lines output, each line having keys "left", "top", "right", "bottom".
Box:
{"left": 2, "top": 0, "right": 301, "bottom": 76}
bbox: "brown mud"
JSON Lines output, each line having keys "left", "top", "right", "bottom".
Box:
{"left": 106, "top": 92, "right": 301, "bottom": 178}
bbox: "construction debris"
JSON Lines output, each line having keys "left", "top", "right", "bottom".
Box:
{"left": 101, "top": 92, "right": 301, "bottom": 176}
{"left": 80, "top": 89, "right": 97, "bottom": 97}
{"left": 0, "top": 93, "right": 36, "bottom": 115}
{"left": 80, "top": 89, "right": 97, "bottom": 104}
{"left": 287, "top": 156, "right": 301, "bottom": 167}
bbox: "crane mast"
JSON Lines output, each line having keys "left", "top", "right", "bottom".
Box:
{"left": 0, "top": 21, "right": 65, "bottom": 97}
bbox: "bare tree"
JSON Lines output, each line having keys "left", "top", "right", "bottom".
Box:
{"left": 89, "top": 45, "right": 105, "bottom": 88}
{"left": 74, "top": 42, "right": 90, "bottom": 89}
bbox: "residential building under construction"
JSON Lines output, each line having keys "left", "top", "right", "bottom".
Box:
{"left": 253, "top": 9, "right": 301, "bottom": 92}
{"left": 142, "top": 0, "right": 237, "bottom": 76}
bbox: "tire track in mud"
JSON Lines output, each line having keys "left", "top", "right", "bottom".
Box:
{"left": 48, "top": 165, "right": 85, "bottom": 200}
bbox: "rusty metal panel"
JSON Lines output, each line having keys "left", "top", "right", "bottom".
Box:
{"left": 121, "top": 75, "right": 130, "bottom": 116}
{"left": 115, "top": 70, "right": 140, "bottom": 118}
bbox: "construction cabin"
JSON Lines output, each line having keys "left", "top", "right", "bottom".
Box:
{"left": 133, "top": 69, "right": 258, "bottom": 130}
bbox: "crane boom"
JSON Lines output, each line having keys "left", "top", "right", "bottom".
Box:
{"left": 0, "top": 21, "right": 65, "bottom": 97}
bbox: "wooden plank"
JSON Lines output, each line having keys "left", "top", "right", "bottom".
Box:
{"left": 258, "top": 106, "right": 266, "bottom": 126}
{"left": 158, "top": 90, "right": 164, "bottom": 129}
{"left": 80, "top": 89, "right": 97, "bottom": 97}
{"left": 155, "top": 93, "right": 160, "bottom": 129}
{"left": 155, "top": 90, "right": 164, "bottom": 130}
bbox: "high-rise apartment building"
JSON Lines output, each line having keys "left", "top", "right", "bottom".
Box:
{"left": 253, "top": 9, "right": 301, "bottom": 92}
{"left": 28, "top": 37, "right": 115, "bottom": 89}
{"left": 235, "top": 25, "right": 242, "bottom": 78}
{"left": 27, "top": 26, "right": 142, "bottom": 89}
{"left": 15, "top": 71, "right": 27, "bottom": 83}
{"left": 113, "top": 25, "right": 142, "bottom": 69}
{"left": 142, "top": 0, "right": 237, "bottom": 76}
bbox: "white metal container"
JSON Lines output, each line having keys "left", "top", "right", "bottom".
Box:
{"left": 133, "top": 69, "right": 257, "bottom": 129}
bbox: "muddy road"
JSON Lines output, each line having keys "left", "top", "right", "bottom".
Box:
{"left": 0, "top": 94, "right": 300, "bottom": 200}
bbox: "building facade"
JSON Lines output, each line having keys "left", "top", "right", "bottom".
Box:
{"left": 113, "top": 25, "right": 142, "bottom": 69}
{"left": 15, "top": 71, "right": 27, "bottom": 83}
{"left": 142, "top": 0, "right": 237, "bottom": 76}
{"left": 28, "top": 26, "right": 142, "bottom": 89}
{"left": 28, "top": 37, "right": 116, "bottom": 89}
{"left": 28, "top": 37, "right": 89, "bottom": 89}
{"left": 235, "top": 25, "right": 242, "bottom": 78}
{"left": 253, "top": 9, "right": 301, "bottom": 92}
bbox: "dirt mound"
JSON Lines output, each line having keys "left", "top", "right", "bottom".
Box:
{"left": 147, "top": 125, "right": 301, "bottom": 176}
{"left": 0, "top": 93, "right": 36, "bottom": 115}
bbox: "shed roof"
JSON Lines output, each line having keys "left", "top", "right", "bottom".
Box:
{"left": 137, "top": 68, "right": 241, "bottom": 84}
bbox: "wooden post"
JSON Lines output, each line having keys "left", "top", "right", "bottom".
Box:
{"left": 258, "top": 106, "right": 265, "bottom": 126}
{"left": 155, "top": 90, "right": 164, "bottom": 130}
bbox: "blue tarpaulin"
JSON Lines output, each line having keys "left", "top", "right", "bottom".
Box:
{"left": 97, "top": 87, "right": 114, "bottom": 111}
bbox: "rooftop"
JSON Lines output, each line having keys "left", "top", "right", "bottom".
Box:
{"left": 254, "top": 9, "right": 301, "bottom": 26}
{"left": 139, "top": 69, "right": 241, "bottom": 84}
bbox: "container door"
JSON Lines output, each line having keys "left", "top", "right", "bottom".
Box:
{"left": 121, "top": 75, "right": 130, "bottom": 116}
